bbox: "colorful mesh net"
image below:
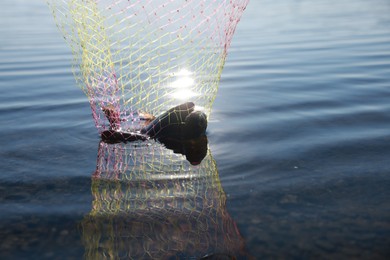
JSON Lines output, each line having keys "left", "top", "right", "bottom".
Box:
{"left": 47, "top": 2, "right": 250, "bottom": 257}
{"left": 81, "top": 141, "right": 248, "bottom": 259}
{"left": 47, "top": 0, "right": 249, "bottom": 132}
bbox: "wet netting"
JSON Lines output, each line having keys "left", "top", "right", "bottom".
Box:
{"left": 47, "top": 0, "right": 249, "bottom": 132}
{"left": 81, "top": 141, "right": 248, "bottom": 259}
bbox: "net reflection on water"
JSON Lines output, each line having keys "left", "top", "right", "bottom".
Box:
{"left": 81, "top": 141, "right": 248, "bottom": 259}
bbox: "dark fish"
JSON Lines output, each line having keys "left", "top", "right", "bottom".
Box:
{"left": 183, "top": 110, "right": 207, "bottom": 139}
{"left": 101, "top": 102, "right": 208, "bottom": 164}
{"left": 101, "top": 130, "right": 148, "bottom": 143}
{"left": 141, "top": 102, "right": 195, "bottom": 138}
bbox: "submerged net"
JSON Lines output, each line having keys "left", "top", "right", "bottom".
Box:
{"left": 47, "top": 0, "right": 249, "bottom": 132}
{"left": 81, "top": 141, "right": 248, "bottom": 259}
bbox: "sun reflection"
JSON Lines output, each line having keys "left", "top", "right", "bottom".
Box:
{"left": 171, "top": 89, "right": 198, "bottom": 100}
{"left": 170, "top": 77, "right": 194, "bottom": 89}
{"left": 173, "top": 68, "right": 193, "bottom": 77}
{"left": 170, "top": 68, "right": 199, "bottom": 101}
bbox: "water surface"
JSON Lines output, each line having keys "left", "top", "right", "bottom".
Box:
{"left": 1, "top": 0, "right": 390, "bottom": 259}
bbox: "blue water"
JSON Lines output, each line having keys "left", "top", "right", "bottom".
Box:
{"left": 1, "top": 0, "right": 390, "bottom": 259}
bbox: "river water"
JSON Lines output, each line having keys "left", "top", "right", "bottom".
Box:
{"left": 1, "top": 0, "right": 389, "bottom": 259}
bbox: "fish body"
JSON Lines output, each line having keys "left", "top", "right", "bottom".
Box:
{"left": 101, "top": 102, "right": 207, "bottom": 143}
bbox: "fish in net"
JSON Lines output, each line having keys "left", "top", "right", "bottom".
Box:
{"left": 47, "top": 0, "right": 249, "bottom": 134}
{"left": 46, "top": 1, "right": 251, "bottom": 257}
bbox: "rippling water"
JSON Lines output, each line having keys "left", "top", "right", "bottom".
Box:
{"left": 1, "top": 0, "right": 390, "bottom": 259}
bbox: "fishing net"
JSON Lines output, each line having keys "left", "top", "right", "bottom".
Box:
{"left": 81, "top": 141, "right": 248, "bottom": 259}
{"left": 46, "top": 2, "right": 250, "bottom": 257}
{"left": 47, "top": 0, "right": 249, "bottom": 132}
